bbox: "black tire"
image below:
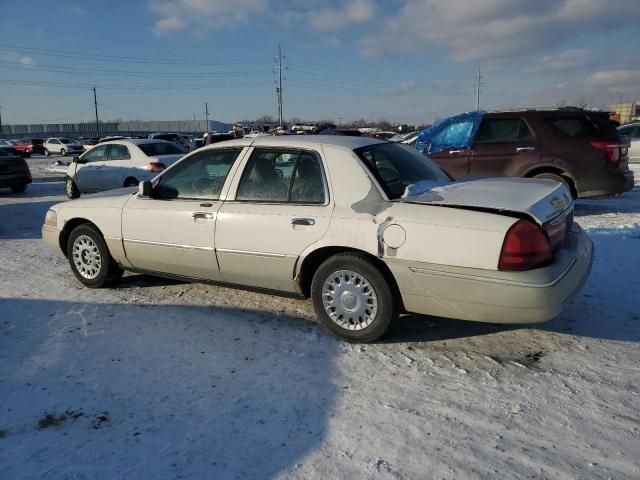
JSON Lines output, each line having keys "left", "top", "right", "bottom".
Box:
{"left": 10, "top": 184, "right": 27, "bottom": 193}
{"left": 533, "top": 172, "right": 576, "bottom": 199}
{"left": 65, "top": 176, "right": 80, "bottom": 199}
{"left": 60, "top": 148, "right": 67, "bottom": 156}
{"left": 311, "top": 253, "right": 397, "bottom": 343}
{"left": 124, "top": 177, "right": 139, "bottom": 188}
{"left": 44, "top": 149, "right": 50, "bottom": 157}
{"left": 66, "top": 224, "right": 123, "bottom": 288}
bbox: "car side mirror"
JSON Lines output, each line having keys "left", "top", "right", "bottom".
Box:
{"left": 72, "top": 156, "right": 80, "bottom": 163}
{"left": 138, "top": 180, "right": 152, "bottom": 197}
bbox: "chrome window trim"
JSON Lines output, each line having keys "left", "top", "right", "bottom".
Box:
{"left": 124, "top": 238, "right": 215, "bottom": 252}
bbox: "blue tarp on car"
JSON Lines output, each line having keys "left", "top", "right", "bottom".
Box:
{"left": 415, "top": 111, "right": 485, "bottom": 155}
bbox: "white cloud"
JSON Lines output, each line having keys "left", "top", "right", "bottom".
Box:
{"left": 19, "top": 56, "right": 34, "bottom": 65}
{"left": 0, "top": 50, "right": 36, "bottom": 66}
{"left": 587, "top": 70, "right": 640, "bottom": 89}
{"left": 149, "top": 0, "right": 267, "bottom": 33}
{"left": 530, "top": 49, "right": 590, "bottom": 73}
{"left": 308, "top": 0, "right": 374, "bottom": 31}
{"left": 69, "top": 6, "right": 87, "bottom": 16}
{"left": 360, "top": 0, "right": 640, "bottom": 60}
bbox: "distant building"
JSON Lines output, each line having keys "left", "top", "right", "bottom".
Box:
{"left": 0, "top": 119, "right": 231, "bottom": 139}
{"left": 609, "top": 102, "right": 640, "bottom": 125}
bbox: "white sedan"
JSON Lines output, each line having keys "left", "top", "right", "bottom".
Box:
{"left": 65, "top": 139, "right": 185, "bottom": 198}
{"left": 43, "top": 136, "right": 593, "bottom": 342}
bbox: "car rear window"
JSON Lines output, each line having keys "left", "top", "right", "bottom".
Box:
{"left": 475, "top": 118, "right": 532, "bottom": 142}
{"left": 138, "top": 142, "right": 185, "bottom": 156}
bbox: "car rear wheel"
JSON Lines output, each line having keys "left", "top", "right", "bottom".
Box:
{"left": 311, "top": 253, "right": 397, "bottom": 343}
{"left": 533, "top": 172, "right": 576, "bottom": 199}
{"left": 65, "top": 177, "right": 80, "bottom": 199}
{"left": 124, "top": 177, "right": 139, "bottom": 188}
{"left": 66, "top": 224, "right": 123, "bottom": 288}
{"left": 10, "top": 184, "right": 27, "bottom": 193}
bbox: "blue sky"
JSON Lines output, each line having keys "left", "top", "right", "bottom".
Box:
{"left": 1, "top": 0, "right": 639, "bottom": 126}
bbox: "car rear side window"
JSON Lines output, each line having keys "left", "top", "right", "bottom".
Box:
{"left": 236, "top": 148, "right": 326, "bottom": 204}
{"left": 154, "top": 148, "right": 242, "bottom": 200}
{"left": 547, "top": 116, "right": 601, "bottom": 138}
{"left": 108, "top": 145, "right": 130, "bottom": 161}
{"left": 475, "top": 118, "right": 532, "bottom": 143}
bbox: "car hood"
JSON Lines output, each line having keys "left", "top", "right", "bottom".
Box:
{"left": 55, "top": 187, "right": 136, "bottom": 211}
{"left": 400, "top": 177, "right": 573, "bottom": 225}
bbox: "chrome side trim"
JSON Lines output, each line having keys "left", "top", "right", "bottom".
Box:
{"left": 124, "top": 238, "right": 215, "bottom": 252}
{"left": 408, "top": 259, "right": 577, "bottom": 289}
{"left": 216, "top": 248, "right": 286, "bottom": 258}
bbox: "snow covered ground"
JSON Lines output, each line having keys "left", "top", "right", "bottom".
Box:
{"left": 0, "top": 166, "right": 639, "bottom": 479}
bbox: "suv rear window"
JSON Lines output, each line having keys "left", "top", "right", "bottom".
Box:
{"left": 547, "top": 116, "right": 602, "bottom": 138}
{"left": 476, "top": 118, "right": 532, "bottom": 142}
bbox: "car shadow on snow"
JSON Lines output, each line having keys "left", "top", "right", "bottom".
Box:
{"left": 0, "top": 297, "right": 339, "bottom": 479}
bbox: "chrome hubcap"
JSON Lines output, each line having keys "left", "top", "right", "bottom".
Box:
{"left": 322, "top": 270, "right": 378, "bottom": 330}
{"left": 72, "top": 235, "right": 102, "bottom": 280}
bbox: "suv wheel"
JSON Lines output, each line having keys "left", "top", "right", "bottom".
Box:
{"left": 65, "top": 177, "right": 80, "bottom": 199}
{"left": 44, "top": 148, "right": 50, "bottom": 156}
{"left": 66, "top": 224, "right": 123, "bottom": 288}
{"left": 533, "top": 172, "right": 576, "bottom": 199}
{"left": 311, "top": 253, "right": 397, "bottom": 343}
{"left": 60, "top": 148, "right": 67, "bottom": 156}
{"left": 10, "top": 184, "right": 27, "bottom": 193}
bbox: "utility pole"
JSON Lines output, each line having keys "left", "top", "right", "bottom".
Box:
{"left": 205, "top": 101, "right": 209, "bottom": 132}
{"left": 0, "top": 105, "right": 3, "bottom": 136}
{"left": 474, "top": 68, "right": 483, "bottom": 110}
{"left": 93, "top": 87, "right": 100, "bottom": 138}
{"left": 275, "top": 44, "right": 284, "bottom": 127}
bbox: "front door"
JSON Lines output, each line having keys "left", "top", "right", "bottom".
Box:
{"left": 215, "top": 147, "right": 332, "bottom": 292}
{"left": 121, "top": 147, "right": 243, "bottom": 280}
{"left": 74, "top": 144, "right": 110, "bottom": 192}
{"left": 469, "top": 117, "right": 540, "bottom": 177}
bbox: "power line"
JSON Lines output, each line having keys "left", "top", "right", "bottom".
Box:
{"left": 0, "top": 79, "right": 273, "bottom": 90}
{"left": 0, "top": 45, "right": 272, "bottom": 66}
{"left": 0, "top": 104, "right": 95, "bottom": 123}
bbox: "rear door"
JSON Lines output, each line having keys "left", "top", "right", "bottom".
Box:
{"left": 469, "top": 116, "right": 540, "bottom": 177}
{"left": 215, "top": 146, "right": 332, "bottom": 292}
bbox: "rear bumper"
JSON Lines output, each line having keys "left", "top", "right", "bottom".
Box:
{"left": 0, "top": 172, "right": 32, "bottom": 187}
{"left": 386, "top": 224, "right": 594, "bottom": 324}
{"left": 578, "top": 169, "right": 634, "bottom": 198}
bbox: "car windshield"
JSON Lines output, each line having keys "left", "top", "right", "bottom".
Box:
{"left": 138, "top": 142, "right": 185, "bottom": 156}
{"left": 60, "top": 138, "right": 72, "bottom": 144}
{"left": 354, "top": 143, "right": 450, "bottom": 200}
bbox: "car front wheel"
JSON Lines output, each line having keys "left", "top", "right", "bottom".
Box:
{"left": 60, "top": 148, "right": 67, "bottom": 156}
{"left": 67, "top": 224, "right": 123, "bottom": 288}
{"left": 311, "top": 253, "right": 397, "bottom": 343}
{"left": 44, "top": 149, "right": 50, "bottom": 156}
{"left": 65, "top": 177, "right": 80, "bottom": 199}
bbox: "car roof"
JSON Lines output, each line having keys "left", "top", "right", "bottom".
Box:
{"left": 202, "top": 135, "right": 386, "bottom": 150}
{"left": 102, "top": 139, "right": 176, "bottom": 146}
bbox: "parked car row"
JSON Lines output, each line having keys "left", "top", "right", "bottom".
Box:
{"left": 43, "top": 136, "right": 593, "bottom": 343}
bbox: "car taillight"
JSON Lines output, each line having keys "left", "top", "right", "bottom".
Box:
{"left": 498, "top": 220, "right": 552, "bottom": 271}
{"left": 591, "top": 141, "right": 620, "bottom": 166}
{"left": 149, "top": 162, "right": 166, "bottom": 172}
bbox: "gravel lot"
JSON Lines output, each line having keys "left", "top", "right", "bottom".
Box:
{"left": 1, "top": 161, "right": 639, "bottom": 479}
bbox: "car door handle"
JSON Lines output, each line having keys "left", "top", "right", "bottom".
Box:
{"left": 516, "top": 146, "right": 535, "bottom": 152}
{"left": 291, "top": 218, "right": 315, "bottom": 226}
{"left": 192, "top": 211, "right": 214, "bottom": 220}
{"left": 449, "top": 149, "right": 463, "bottom": 155}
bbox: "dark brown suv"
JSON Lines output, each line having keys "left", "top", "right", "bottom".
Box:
{"left": 422, "top": 109, "right": 634, "bottom": 198}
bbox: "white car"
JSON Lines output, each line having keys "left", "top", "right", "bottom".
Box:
{"left": 44, "top": 137, "right": 84, "bottom": 156}
{"left": 65, "top": 139, "right": 185, "bottom": 198}
{"left": 618, "top": 123, "right": 640, "bottom": 163}
{"left": 43, "top": 136, "right": 593, "bottom": 342}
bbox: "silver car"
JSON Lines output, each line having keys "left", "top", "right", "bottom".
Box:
{"left": 65, "top": 139, "right": 185, "bottom": 198}
{"left": 618, "top": 123, "right": 640, "bottom": 163}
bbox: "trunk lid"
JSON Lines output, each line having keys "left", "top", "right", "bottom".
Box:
{"left": 400, "top": 177, "right": 573, "bottom": 225}
{"left": 147, "top": 154, "right": 183, "bottom": 166}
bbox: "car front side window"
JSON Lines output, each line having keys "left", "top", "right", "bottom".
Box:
{"left": 82, "top": 145, "right": 108, "bottom": 162}
{"left": 475, "top": 118, "right": 532, "bottom": 143}
{"left": 154, "top": 148, "right": 242, "bottom": 200}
